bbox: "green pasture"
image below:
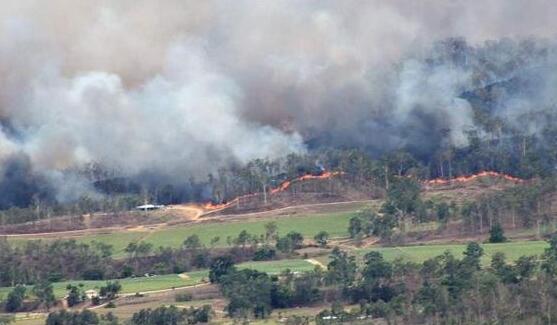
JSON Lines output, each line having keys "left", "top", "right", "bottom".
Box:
{"left": 0, "top": 259, "right": 315, "bottom": 299}
{"left": 8, "top": 210, "right": 363, "bottom": 257}
{"left": 355, "top": 240, "right": 549, "bottom": 265}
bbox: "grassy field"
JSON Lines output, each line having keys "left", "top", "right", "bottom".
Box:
{"left": 8, "top": 210, "right": 363, "bottom": 257}
{"left": 0, "top": 273, "right": 206, "bottom": 300}
{"left": 353, "top": 240, "right": 549, "bottom": 265}
{"left": 0, "top": 259, "right": 315, "bottom": 299}
{"left": 238, "top": 259, "right": 316, "bottom": 274}
{"left": 144, "top": 212, "right": 354, "bottom": 248}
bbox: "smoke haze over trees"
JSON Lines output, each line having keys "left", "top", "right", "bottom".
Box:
{"left": 1, "top": 1, "right": 557, "bottom": 206}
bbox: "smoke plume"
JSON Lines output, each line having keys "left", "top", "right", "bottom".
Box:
{"left": 1, "top": 0, "right": 556, "bottom": 202}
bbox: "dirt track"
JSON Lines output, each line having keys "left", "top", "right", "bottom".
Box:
{"left": 2, "top": 200, "right": 376, "bottom": 240}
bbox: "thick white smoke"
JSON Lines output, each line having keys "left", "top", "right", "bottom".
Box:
{"left": 0, "top": 0, "right": 556, "bottom": 200}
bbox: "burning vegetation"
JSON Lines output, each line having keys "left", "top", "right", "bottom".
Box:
{"left": 424, "top": 171, "right": 524, "bottom": 187}
{"left": 203, "top": 171, "right": 344, "bottom": 212}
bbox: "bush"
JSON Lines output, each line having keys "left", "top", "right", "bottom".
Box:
{"left": 314, "top": 231, "right": 329, "bottom": 247}
{"left": 5, "top": 286, "right": 25, "bottom": 312}
{"left": 253, "top": 246, "right": 276, "bottom": 261}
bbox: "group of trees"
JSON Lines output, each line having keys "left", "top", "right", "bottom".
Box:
{"left": 341, "top": 171, "right": 557, "bottom": 244}
{"left": 0, "top": 194, "right": 145, "bottom": 227}
{"left": 209, "top": 259, "right": 323, "bottom": 319}
{"left": 43, "top": 305, "right": 212, "bottom": 325}
{"left": 130, "top": 305, "right": 212, "bottom": 325}
{"left": 459, "top": 177, "right": 557, "bottom": 235}
{"left": 203, "top": 236, "right": 557, "bottom": 323}
{"left": 45, "top": 310, "right": 114, "bottom": 325}
{"left": 2, "top": 280, "right": 121, "bottom": 314}
{"left": 3, "top": 282, "right": 55, "bottom": 313}
{"left": 0, "top": 238, "right": 115, "bottom": 287}
{"left": 347, "top": 177, "right": 456, "bottom": 243}
{"left": 0, "top": 224, "right": 306, "bottom": 289}
{"left": 0, "top": 221, "right": 320, "bottom": 314}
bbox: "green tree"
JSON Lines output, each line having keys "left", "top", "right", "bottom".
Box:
{"left": 100, "top": 312, "right": 119, "bottom": 325}
{"left": 326, "top": 248, "right": 357, "bottom": 288}
{"left": 264, "top": 222, "right": 278, "bottom": 242}
{"left": 136, "top": 242, "right": 153, "bottom": 257}
{"left": 359, "top": 209, "right": 397, "bottom": 240}
{"left": 489, "top": 223, "right": 506, "bottom": 243}
{"left": 124, "top": 242, "right": 138, "bottom": 259}
{"left": 33, "top": 281, "right": 56, "bottom": 311}
{"left": 220, "top": 269, "right": 273, "bottom": 318}
{"left": 209, "top": 256, "right": 236, "bottom": 283}
{"left": 5, "top": 285, "right": 25, "bottom": 312}
{"left": 436, "top": 202, "right": 450, "bottom": 222}
{"left": 183, "top": 235, "right": 202, "bottom": 250}
{"left": 362, "top": 251, "right": 392, "bottom": 280}
{"left": 276, "top": 232, "right": 304, "bottom": 253}
{"left": 209, "top": 236, "right": 221, "bottom": 247}
{"left": 66, "top": 284, "right": 85, "bottom": 307}
{"left": 99, "top": 281, "right": 121, "bottom": 301}
{"left": 130, "top": 305, "right": 212, "bottom": 325}
{"left": 314, "top": 231, "right": 329, "bottom": 247}
{"left": 541, "top": 235, "right": 557, "bottom": 275}
{"left": 348, "top": 217, "right": 362, "bottom": 239}
{"left": 234, "top": 230, "right": 253, "bottom": 247}
{"left": 381, "top": 177, "right": 421, "bottom": 238}
{"left": 462, "top": 241, "right": 484, "bottom": 271}
{"left": 491, "top": 252, "right": 516, "bottom": 284}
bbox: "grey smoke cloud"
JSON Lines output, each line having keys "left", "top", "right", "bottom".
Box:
{"left": 0, "top": 0, "right": 557, "bottom": 200}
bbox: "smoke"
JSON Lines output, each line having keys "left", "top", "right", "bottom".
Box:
{"left": 0, "top": 0, "right": 557, "bottom": 202}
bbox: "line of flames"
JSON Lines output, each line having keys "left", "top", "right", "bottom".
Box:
{"left": 424, "top": 171, "right": 524, "bottom": 186}
{"left": 203, "top": 171, "right": 343, "bottom": 211}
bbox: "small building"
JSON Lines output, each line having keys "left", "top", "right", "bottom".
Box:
{"left": 136, "top": 204, "right": 165, "bottom": 211}
{"left": 85, "top": 289, "right": 98, "bottom": 299}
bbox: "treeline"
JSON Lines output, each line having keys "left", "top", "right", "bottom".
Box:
{"left": 6, "top": 127, "right": 557, "bottom": 226}
{"left": 0, "top": 195, "right": 143, "bottom": 227}
{"left": 7, "top": 238, "right": 557, "bottom": 324}
{"left": 0, "top": 224, "right": 308, "bottom": 288}
{"left": 207, "top": 238, "right": 557, "bottom": 324}
{"left": 459, "top": 177, "right": 557, "bottom": 235}
{"left": 40, "top": 305, "right": 212, "bottom": 325}
{"left": 344, "top": 175, "right": 557, "bottom": 244}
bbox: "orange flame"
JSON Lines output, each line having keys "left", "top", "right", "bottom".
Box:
{"left": 424, "top": 171, "right": 524, "bottom": 187}
{"left": 204, "top": 171, "right": 343, "bottom": 211}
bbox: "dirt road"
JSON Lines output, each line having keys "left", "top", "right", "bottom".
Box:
{"left": 2, "top": 200, "right": 376, "bottom": 240}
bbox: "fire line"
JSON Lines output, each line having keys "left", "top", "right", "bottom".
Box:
{"left": 424, "top": 171, "right": 524, "bottom": 186}
{"left": 203, "top": 171, "right": 343, "bottom": 211}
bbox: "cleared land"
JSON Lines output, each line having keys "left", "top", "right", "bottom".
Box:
{"left": 8, "top": 202, "right": 371, "bottom": 257}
